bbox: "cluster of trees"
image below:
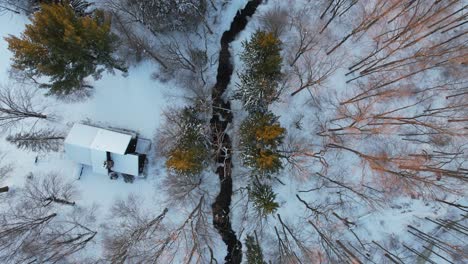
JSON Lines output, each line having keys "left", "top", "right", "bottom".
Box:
{"left": 1, "top": 0, "right": 466, "bottom": 262}
{"left": 0, "top": 1, "right": 219, "bottom": 260}
{"left": 102, "top": 194, "right": 217, "bottom": 263}
{"left": 232, "top": 0, "right": 467, "bottom": 263}
{"left": 0, "top": 169, "right": 220, "bottom": 263}
{"left": 234, "top": 30, "right": 287, "bottom": 218}
{"left": 3, "top": 0, "right": 215, "bottom": 97}
{"left": 157, "top": 106, "right": 211, "bottom": 204}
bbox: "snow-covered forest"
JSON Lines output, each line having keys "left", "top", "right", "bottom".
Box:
{"left": 0, "top": 0, "right": 466, "bottom": 263}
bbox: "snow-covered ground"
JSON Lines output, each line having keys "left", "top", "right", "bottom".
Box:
{"left": 0, "top": 13, "right": 173, "bottom": 196}
{"left": 0, "top": 0, "right": 466, "bottom": 263}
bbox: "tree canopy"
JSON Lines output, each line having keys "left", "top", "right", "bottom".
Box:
{"left": 5, "top": 3, "right": 126, "bottom": 95}
{"left": 239, "top": 111, "right": 285, "bottom": 176}
{"left": 235, "top": 30, "right": 282, "bottom": 112}
{"left": 165, "top": 107, "right": 209, "bottom": 176}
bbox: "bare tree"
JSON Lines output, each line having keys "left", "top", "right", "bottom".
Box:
{"left": 0, "top": 84, "right": 49, "bottom": 131}
{"left": 258, "top": 4, "right": 289, "bottom": 38}
{"left": 103, "top": 195, "right": 169, "bottom": 263}
{"left": 319, "top": 0, "right": 360, "bottom": 33}
{"left": 23, "top": 173, "right": 77, "bottom": 207}
{"left": 0, "top": 174, "right": 96, "bottom": 263}
{"left": 288, "top": 52, "right": 339, "bottom": 97}
{"left": 0, "top": 0, "right": 31, "bottom": 14}
{"left": 162, "top": 172, "right": 205, "bottom": 205}
{"left": 283, "top": 7, "right": 340, "bottom": 97}
{"left": 287, "top": 7, "right": 321, "bottom": 67}
{"left": 111, "top": 12, "right": 168, "bottom": 68}
{"left": 0, "top": 205, "right": 97, "bottom": 263}
{"left": 158, "top": 33, "right": 210, "bottom": 87}
{"left": 103, "top": 195, "right": 216, "bottom": 263}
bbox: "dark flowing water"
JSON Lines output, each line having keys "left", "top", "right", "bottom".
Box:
{"left": 210, "top": 0, "right": 263, "bottom": 263}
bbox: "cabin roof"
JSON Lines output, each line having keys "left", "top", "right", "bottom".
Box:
{"left": 90, "top": 128, "right": 132, "bottom": 155}
{"left": 65, "top": 123, "right": 99, "bottom": 148}
{"left": 65, "top": 123, "right": 132, "bottom": 155}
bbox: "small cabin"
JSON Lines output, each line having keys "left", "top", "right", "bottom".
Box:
{"left": 64, "top": 123, "right": 150, "bottom": 178}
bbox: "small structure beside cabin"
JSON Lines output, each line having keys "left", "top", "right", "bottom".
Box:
{"left": 64, "top": 123, "right": 151, "bottom": 179}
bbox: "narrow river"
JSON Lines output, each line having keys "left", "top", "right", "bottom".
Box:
{"left": 210, "top": 0, "right": 263, "bottom": 263}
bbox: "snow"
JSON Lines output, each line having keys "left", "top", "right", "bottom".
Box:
{"left": 0, "top": 5, "right": 173, "bottom": 235}
{"left": 90, "top": 127, "right": 132, "bottom": 155}
{"left": 65, "top": 123, "right": 99, "bottom": 148}
{"left": 110, "top": 152, "right": 139, "bottom": 176}
{"left": 0, "top": 1, "right": 234, "bottom": 260}
{"left": 0, "top": 0, "right": 466, "bottom": 263}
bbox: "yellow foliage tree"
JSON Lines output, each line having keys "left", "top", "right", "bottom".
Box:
{"left": 240, "top": 111, "right": 286, "bottom": 176}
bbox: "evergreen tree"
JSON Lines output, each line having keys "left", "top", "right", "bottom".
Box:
{"left": 235, "top": 30, "right": 282, "bottom": 112}
{"left": 5, "top": 3, "right": 126, "bottom": 95}
{"left": 239, "top": 111, "right": 285, "bottom": 176}
{"left": 245, "top": 234, "right": 267, "bottom": 264}
{"left": 165, "top": 107, "right": 209, "bottom": 175}
{"left": 6, "top": 129, "right": 64, "bottom": 152}
{"left": 249, "top": 180, "right": 279, "bottom": 217}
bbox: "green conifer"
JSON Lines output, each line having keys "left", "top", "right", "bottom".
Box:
{"left": 5, "top": 3, "right": 126, "bottom": 95}
{"left": 235, "top": 30, "right": 282, "bottom": 112}
{"left": 249, "top": 181, "right": 279, "bottom": 217}
{"left": 166, "top": 107, "right": 209, "bottom": 176}
{"left": 240, "top": 111, "right": 285, "bottom": 176}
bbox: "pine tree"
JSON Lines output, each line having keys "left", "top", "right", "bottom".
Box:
{"left": 249, "top": 181, "right": 279, "bottom": 217}
{"left": 5, "top": 3, "right": 126, "bottom": 95}
{"left": 165, "top": 107, "right": 209, "bottom": 175}
{"left": 245, "top": 233, "right": 267, "bottom": 264}
{"left": 6, "top": 129, "right": 65, "bottom": 152}
{"left": 235, "top": 30, "right": 282, "bottom": 112}
{"left": 239, "top": 111, "right": 285, "bottom": 176}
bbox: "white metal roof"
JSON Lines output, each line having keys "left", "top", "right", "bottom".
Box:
{"left": 65, "top": 123, "right": 99, "bottom": 148}
{"left": 65, "top": 123, "right": 132, "bottom": 154}
{"left": 90, "top": 129, "right": 132, "bottom": 155}
{"left": 111, "top": 153, "right": 139, "bottom": 176}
